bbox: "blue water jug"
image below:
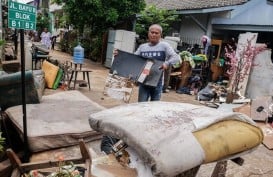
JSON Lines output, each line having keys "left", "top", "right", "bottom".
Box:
{"left": 73, "top": 43, "right": 84, "bottom": 64}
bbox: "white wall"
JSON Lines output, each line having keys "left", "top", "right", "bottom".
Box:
{"left": 179, "top": 15, "right": 208, "bottom": 46}
{"left": 246, "top": 49, "right": 273, "bottom": 99}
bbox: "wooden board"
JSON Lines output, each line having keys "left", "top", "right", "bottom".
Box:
{"left": 103, "top": 74, "right": 134, "bottom": 103}
{"left": 111, "top": 50, "right": 163, "bottom": 87}
{"left": 256, "top": 122, "right": 273, "bottom": 149}
{"left": 229, "top": 32, "right": 257, "bottom": 96}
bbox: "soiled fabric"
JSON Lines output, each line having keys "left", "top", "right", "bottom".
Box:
{"left": 5, "top": 90, "right": 105, "bottom": 152}
{"left": 89, "top": 101, "right": 263, "bottom": 177}
{"left": 0, "top": 70, "right": 41, "bottom": 110}
{"left": 193, "top": 119, "right": 263, "bottom": 163}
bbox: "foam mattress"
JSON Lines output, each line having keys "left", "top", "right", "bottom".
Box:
{"left": 5, "top": 90, "right": 105, "bottom": 152}
{"left": 89, "top": 101, "right": 263, "bottom": 177}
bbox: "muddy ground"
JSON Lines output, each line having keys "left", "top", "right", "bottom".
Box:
{"left": 43, "top": 50, "right": 273, "bottom": 177}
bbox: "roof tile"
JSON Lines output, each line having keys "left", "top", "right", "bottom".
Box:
{"left": 145, "top": 0, "right": 249, "bottom": 10}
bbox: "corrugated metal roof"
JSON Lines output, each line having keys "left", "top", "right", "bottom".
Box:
{"left": 145, "top": 0, "right": 249, "bottom": 10}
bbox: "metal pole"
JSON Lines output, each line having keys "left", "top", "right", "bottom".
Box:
{"left": 20, "top": 29, "right": 29, "bottom": 162}
{"left": 0, "top": 1, "right": 2, "bottom": 59}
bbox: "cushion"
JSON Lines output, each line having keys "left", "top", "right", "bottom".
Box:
{"left": 42, "top": 60, "right": 59, "bottom": 88}
{"left": 5, "top": 90, "right": 105, "bottom": 152}
{"left": 53, "top": 68, "right": 63, "bottom": 90}
{"left": 193, "top": 119, "right": 263, "bottom": 163}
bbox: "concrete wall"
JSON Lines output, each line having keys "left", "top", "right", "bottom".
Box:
{"left": 246, "top": 49, "right": 273, "bottom": 99}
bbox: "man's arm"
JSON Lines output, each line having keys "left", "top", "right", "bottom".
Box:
{"left": 163, "top": 42, "right": 181, "bottom": 68}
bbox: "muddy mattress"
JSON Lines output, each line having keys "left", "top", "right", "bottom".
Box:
{"left": 89, "top": 101, "right": 263, "bottom": 177}
{"left": 5, "top": 90, "right": 105, "bottom": 152}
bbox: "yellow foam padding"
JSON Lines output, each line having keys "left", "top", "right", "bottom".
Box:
{"left": 193, "top": 120, "right": 264, "bottom": 163}
{"left": 42, "top": 60, "right": 59, "bottom": 88}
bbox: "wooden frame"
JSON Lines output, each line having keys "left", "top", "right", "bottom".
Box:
{"left": 6, "top": 138, "right": 244, "bottom": 177}
{"left": 6, "top": 139, "right": 91, "bottom": 177}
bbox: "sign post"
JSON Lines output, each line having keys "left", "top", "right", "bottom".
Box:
{"left": 8, "top": 1, "right": 36, "bottom": 30}
{"left": 8, "top": 0, "right": 37, "bottom": 162}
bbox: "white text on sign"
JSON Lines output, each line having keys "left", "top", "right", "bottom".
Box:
{"left": 15, "top": 12, "right": 30, "bottom": 20}
{"left": 9, "top": 2, "right": 36, "bottom": 13}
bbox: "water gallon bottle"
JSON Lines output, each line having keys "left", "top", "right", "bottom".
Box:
{"left": 73, "top": 43, "right": 84, "bottom": 64}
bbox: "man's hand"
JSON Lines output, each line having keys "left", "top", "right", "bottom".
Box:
{"left": 159, "top": 63, "right": 168, "bottom": 70}
{"left": 113, "top": 49, "right": 118, "bottom": 56}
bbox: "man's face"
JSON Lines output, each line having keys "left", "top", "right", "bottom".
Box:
{"left": 148, "top": 27, "right": 161, "bottom": 44}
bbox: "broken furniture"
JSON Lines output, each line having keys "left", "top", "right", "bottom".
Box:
{"left": 89, "top": 101, "right": 263, "bottom": 177}
{"left": 192, "top": 54, "right": 208, "bottom": 85}
{"left": 103, "top": 74, "right": 134, "bottom": 103}
{"left": 68, "top": 62, "right": 92, "bottom": 91}
{"left": 31, "top": 43, "right": 51, "bottom": 70}
{"left": 110, "top": 50, "right": 164, "bottom": 87}
{"left": 0, "top": 70, "right": 44, "bottom": 111}
{"left": 1, "top": 60, "right": 20, "bottom": 73}
{"left": 169, "top": 71, "right": 181, "bottom": 90}
{"left": 7, "top": 139, "right": 91, "bottom": 177}
{"left": 5, "top": 90, "right": 104, "bottom": 153}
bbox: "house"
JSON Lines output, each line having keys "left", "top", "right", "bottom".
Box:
{"left": 146, "top": 0, "right": 273, "bottom": 53}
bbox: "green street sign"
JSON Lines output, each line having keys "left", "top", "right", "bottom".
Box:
{"left": 8, "top": 0, "right": 37, "bottom": 30}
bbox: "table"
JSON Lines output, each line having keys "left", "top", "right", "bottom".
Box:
{"left": 68, "top": 62, "right": 92, "bottom": 91}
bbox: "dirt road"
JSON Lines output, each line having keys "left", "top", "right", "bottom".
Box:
{"left": 45, "top": 50, "right": 273, "bottom": 177}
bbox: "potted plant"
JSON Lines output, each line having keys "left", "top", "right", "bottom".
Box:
{"left": 224, "top": 36, "right": 266, "bottom": 102}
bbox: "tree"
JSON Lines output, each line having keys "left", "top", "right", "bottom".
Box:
{"left": 135, "top": 5, "right": 179, "bottom": 43}
{"left": 52, "top": 0, "right": 145, "bottom": 61}
{"left": 36, "top": 9, "right": 51, "bottom": 35}
{"left": 52, "top": 0, "right": 145, "bottom": 36}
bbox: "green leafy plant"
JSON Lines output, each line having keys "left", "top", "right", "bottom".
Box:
{"left": 0, "top": 132, "right": 5, "bottom": 152}
{"left": 0, "top": 40, "right": 5, "bottom": 46}
{"left": 135, "top": 5, "right": 179, "bottom": 42}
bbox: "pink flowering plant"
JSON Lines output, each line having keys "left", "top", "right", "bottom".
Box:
{"left": 224, "top": 36, "right": 266, "bottom": 94}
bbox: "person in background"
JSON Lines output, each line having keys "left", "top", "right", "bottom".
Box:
{"left": 201, "top": 35, "right": 211, "bottom": 56}
{"left": 51, "top": 34, "right": 59, "bottom": 50}
{"left": 40, "top": 28, "right": 51, "bottom": 49}
{"left": 134, "top": 24, "right": 181, "bottom": 102}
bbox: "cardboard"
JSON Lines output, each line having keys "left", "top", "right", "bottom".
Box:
{"left": 232, "top": 103, "right": 251, "bottom": 117}
{"left": 251, "top": 96, "right": 272, "bottom": 121}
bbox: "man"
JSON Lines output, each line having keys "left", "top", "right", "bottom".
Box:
{"left": 134, "top": 24, "right": 180, "bottom": 102}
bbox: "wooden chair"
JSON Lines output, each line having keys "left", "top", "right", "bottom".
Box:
{"left": 6, "top": 139, "right": 92, "bottom": 177}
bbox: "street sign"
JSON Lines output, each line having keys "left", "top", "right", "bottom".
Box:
{"left": 8, "top": 0, "right": 37, "bottom": 30}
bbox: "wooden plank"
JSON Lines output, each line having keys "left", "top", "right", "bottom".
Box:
{"left": 20, "top": 157, "right": 84, "bottom": 172}
{"left": 256, "top": 122, "right": 273, "bottom": 149}
{"left": 211, "top": 161, "right": 227, "bottom": 177}
{"left": 6, "top": 140, "right": 92, "bottom": 176}
{"left": 0, "top": 159, "right": 13, "bottom": 177}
